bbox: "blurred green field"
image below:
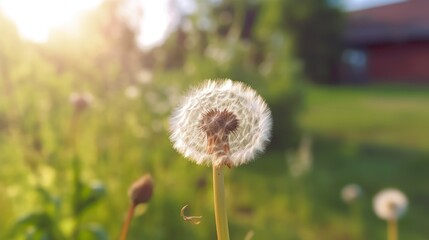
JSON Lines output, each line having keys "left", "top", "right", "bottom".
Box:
{"left": 301, "top": 85, "right": 429, "bottom": 150}
{"left": 297, "top": 85, "right": 429, "bottom": 239}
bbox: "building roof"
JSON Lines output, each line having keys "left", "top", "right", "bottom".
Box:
{"left": 345, "top": 0, "right": 429, "bottom": 46}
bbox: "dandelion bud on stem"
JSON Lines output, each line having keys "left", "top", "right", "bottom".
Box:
{"left": 120, "top": 174, "right": 154, "bottom": 240}
{"left": 128, "top": 174, "right": 154, "bottom": 206}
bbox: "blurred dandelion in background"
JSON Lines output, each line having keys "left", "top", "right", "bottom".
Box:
{"left": 341, "top": 183, "right": 362, "bottom": 204}
{"left": 373, "top": 188, "right": 408, "bottom": 240}
{"left": 374, "top": 188, "right": 408, "bottom": 221}
{"left": 125, "top": 85, "right": 140, "bottom": 99}
{"left": 342, "top": 183, "right": 364, "bottom": 238}
{"left": 287, "top": 136, "right": 313, "bottom": 178}
{"left": 69, "top": 92, "right": 93, "bottom": 112}
{"left": 136, "top": 69, "right": 153, "bottom": 85}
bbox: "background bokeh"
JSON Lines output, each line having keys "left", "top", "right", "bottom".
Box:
{"left": 0, "top": 0, "right": 428, "bottom": 239}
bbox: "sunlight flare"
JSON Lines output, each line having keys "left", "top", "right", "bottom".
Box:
{"left": 1, "top": 0, "right": 103, "bottom": 42}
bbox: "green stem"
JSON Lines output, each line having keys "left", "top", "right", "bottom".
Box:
{"left": 213, "top": 166, "right": 230, "bottom": 240}
{"left": 388, "top": 219, "right": 397, "bottom": 240}
{"left": 120, "top": 204, "right": 136, "bottom": 240}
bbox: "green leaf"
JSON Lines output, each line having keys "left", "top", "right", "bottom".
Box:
{"left": 71, "top": 154, "right": 106, "bottom": 216}
{"left": 10, "top": 212, "right": 64, "bottom": 240}
{"left": 78, "top": 223, "right": 109, "bottom": 240}
{"left": 73, "top": 182, "right": 106, "bottom": 216}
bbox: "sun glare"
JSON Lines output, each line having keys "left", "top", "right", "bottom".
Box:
{"left": 139, "top": 0, "right": 172, "bottom": 48}
{"left": 121, "top": 0, "right": 172, "bottom": 49}
{"left": 0, "top": 0, "right": 103, "bottom": 42}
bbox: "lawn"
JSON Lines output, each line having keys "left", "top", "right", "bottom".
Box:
{"left": 296, "top": 84, "right": 429, "bottom": 239}
{"left": 301, "top": 84, "right": 429, "bottom": 151}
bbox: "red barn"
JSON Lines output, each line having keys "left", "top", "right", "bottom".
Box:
{"left": 340, "top": 0, "right": 429, "bottom": 84}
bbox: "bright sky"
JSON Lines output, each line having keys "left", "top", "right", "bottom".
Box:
{"left": 0, "top": 0, "right": 103, "bottom": 42}
{"left": 126, "top": 0, "right": 174, "bottom": 49}
{"left": 0, "top": 0, "right": 172, "bottom": 47}
{"left": 0, "top": 0, "right": 404, "bottom": 46}
{"left": 343, "top": 0, "right": 406, "bottom": 11}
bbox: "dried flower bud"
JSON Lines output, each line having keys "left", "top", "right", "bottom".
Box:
{"left": 128, "top": 174, "right": 154, "bottom": 206}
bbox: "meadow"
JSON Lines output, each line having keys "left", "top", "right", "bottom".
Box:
{"left": 1, "top": 81, "right": 428, "bottom": 239}
{"left": 298, "top": 85, "right": 429, "bottom": 239}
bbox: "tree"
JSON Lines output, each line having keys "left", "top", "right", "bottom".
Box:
{"left": 283, "top": 0, "right": 344, "bottom": 84}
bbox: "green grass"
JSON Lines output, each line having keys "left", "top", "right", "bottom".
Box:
{"left": 301, "top": 84, "right": 429, "bottom": 151}
{"left": 296, "top": 84, "right": 429, "bottom": 239}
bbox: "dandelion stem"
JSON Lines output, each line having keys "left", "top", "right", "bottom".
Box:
{"left": 213, "top": 165, "right": 230, "bottom": 240}
{"left": 120, "top": 204, "right": 136, "bottom": 240}
{"left": 388, "top": 219, "right": 397, "bottom": 240}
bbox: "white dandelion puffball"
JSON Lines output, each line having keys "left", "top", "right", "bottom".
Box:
{"left": 373, "top": 188, "right": 408, "bottom": 221}
{"left": 341, "top": 183, "right": 362, "bottom": 203}
{"left": 169, "top": 79, "right": 272, "bottom": 167}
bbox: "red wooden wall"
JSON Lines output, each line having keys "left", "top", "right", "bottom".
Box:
{"left": 367, "top": 41, "right": 429, "bottom": 83}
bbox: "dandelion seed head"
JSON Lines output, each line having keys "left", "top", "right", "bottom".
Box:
{"left": 169, "top": 79, "right": 272, "bottom": 167}
{"left": 373, "top": 188, "right": 408, "bottom": 221}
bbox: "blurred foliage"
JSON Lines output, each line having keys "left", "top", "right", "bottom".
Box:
{"left": 8, "top": 172, "right": 106, "bottom": 240}
{"left": 167, "top": 0, "right": 344, "bottom": 86}
{"left": 146, "top": 0, "right": 306, "bottom": 148}
{"left": 283, "top": 0, "right": 344, "bottom": 84}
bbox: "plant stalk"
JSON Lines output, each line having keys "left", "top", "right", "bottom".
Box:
{"left": 120, "top": 204, "right": 136, "bottom": 240}
{"left": 388, "top": 219, "right": 397, "bottom": 240}
{"left": 213, "top": 165, "right": 230, "bottom": 240}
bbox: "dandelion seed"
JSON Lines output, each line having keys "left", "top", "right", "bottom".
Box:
{"left": 169, "top": 79, "right": 272, "bottom": 167}
{"left": 181, "top": 205, "right": 202, "bottom": 225}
